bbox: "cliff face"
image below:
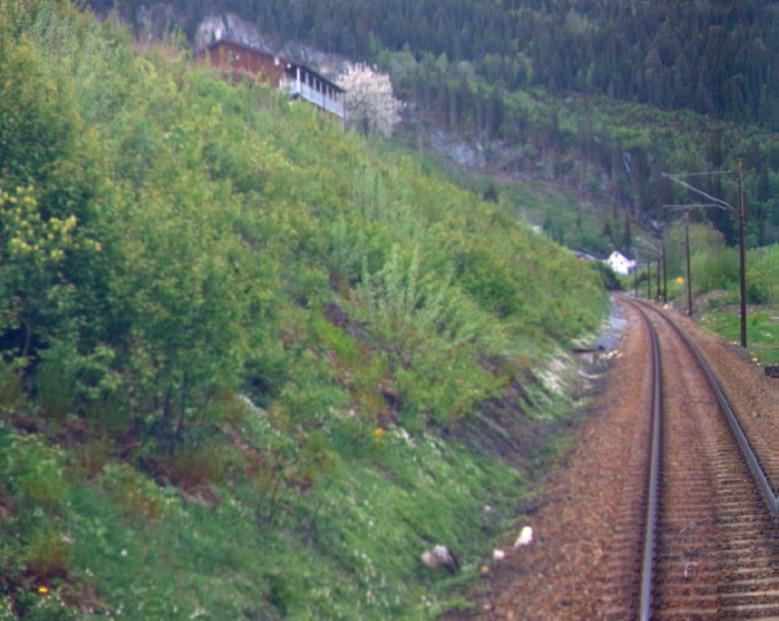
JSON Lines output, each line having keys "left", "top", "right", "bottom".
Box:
{"left": 193, "top": 12, "right": 266, "bottom": 53}
{"left": 91, "top": 3, "right": 267, "bottom": 53}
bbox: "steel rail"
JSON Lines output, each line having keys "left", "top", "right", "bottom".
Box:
{"left": 633, "top": 299, "right": 778, "bottom": 517}
{"left": 624, "top": 300, "right": 663, "bottom": 621}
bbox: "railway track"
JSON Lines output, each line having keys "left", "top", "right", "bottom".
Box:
{"left": 597, "top": 298, "right": 779, "bottom": 620}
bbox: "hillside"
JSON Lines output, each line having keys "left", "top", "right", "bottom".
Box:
{"left": 89, "top": 0, "right": 779, "bottom": 258}
{"left": 93, "top": 0, "right": 779, "bottom": 127}
{"left": 0, "top": 2, "right": 608, "bottom": 618}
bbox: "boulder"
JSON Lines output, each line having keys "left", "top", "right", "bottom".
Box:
{"left": 421, "top": 544, "right": 459, "bottom": 574}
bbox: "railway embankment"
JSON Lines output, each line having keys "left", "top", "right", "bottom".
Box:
{"left": 462, "top": 297, "right": 779, "bottom": 620}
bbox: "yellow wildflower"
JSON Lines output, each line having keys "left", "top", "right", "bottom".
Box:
{"left": 372, "top": 427, "right": 387, "bottom": 441}
{"left": 37, "top": 585, "right": 48, "bottom": 595}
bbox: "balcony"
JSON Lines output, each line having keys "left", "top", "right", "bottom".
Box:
{"left": 285, "top": 79, "right": 345, "bottom": 119}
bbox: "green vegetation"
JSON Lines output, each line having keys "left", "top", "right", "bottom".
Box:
{"left": 696, "top": 241, "right": 779, "bottom": 364}
{"left": 628, "top": 219, "right": 779, "bottom": 364}
{"left": 499, "top": 181, "right": 611, "bottom": 253}
{"left": 700, "top": 305, "right": 779, "bottom": 364}
{"left": 92, "top": 0, "right": 779, "bottom": 255}
{"left": 0, "top": 2, "right": 607, "bottom": 618}
{"left": 96, "top": 0, "right": 779, "bottom": 128}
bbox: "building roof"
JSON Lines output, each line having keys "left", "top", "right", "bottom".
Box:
{"left": 608, "top": 249, "right": 635, "bottom": 261}
{"left": 572, "top": 250, "right": 598, "bottom": 261}
{"left": 203, "top": 38, "right": 345, "bottom": 94}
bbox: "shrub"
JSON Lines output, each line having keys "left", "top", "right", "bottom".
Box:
{"left": 747, "top": 243, "right": 779, "bottom": 304}
{"left": 690, "top": 246, "right": 739, "bottom": 294}
{"left": 166, "top": 441, "right": 231, "bottom": 490}
{"left": 0, "top": 358, "right": 24, "bottom": 409}
{"left": 23, "top": 526, "right": 72, "bottom": 581}
{"left": 0, "top": 427, "right": 67, "bottom": 514}
{"left": 591, "top": 261, "right": 621, "bottom": 291}
{"left": 68, "top": 437, "right": 112, "bottom": 480}
{"left": 0, "top": 597, "right": 15, "bottom": 621}
{"left": 9, "top": 590, "right": 77, "bottom": 621}
{"left": 99, "top": 463, "right": 163, "bottom": 521}
{"left": 665, "top": 221, "right": 726, "bottom": 278}
{"left": 34, "top": 361, "right": 75, "bottom": 421}
{"left": 351, "top": 244, "right": 505, "bottom": 421}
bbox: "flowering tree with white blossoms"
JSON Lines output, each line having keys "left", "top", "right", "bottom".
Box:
{"left": 338, "top": 63, "right": 404, "bottom": 136}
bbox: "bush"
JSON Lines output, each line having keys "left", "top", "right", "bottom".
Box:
{"left": 0, "top": 427, "right": 67, "bottom": 514}
{"left": 591, "top": 261, "right": 621, "bottom": 291}
{"left": 665, "top": 221, "right": 727, "bottom": 279}
{"left": 690, "top": 246, "right": 739, "bottom": 295}
{"left": 0, "top": 358, "right": 24, "bottom": 409}
{"left": 34, "top": 361, "right": 75, "bottom": 422}
{"left": 9, "top": 591, "right": 77, "bottom": 621}
{"left": 23, "top": 526, "right": 73, "bottom": 581}
{"left": 747, "top": 243, "right": 779, "bottom": 304}
{"left": 68, "top": 436, "right": 112, "bottom": 480}
{"left": 99, "top": 462, "right": 163, "bottom": 521}
{"left": 166, "top": 442, "right": 232, "bottom": 489}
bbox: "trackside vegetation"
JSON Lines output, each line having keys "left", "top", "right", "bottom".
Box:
{"left": 0, "top": 2, "right": 608, "bottom": 618}
{"left": 629, "top": 220, "right": 779, "bottom": 364}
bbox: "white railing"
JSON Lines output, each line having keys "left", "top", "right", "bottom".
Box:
{"left": 285, "top": 80, "right": 345, "bottom": 119}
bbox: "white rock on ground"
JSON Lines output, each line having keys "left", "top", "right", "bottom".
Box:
{"left": 421, "top": 544, "right": 459, "bottom": 574}
{"left": 514, "top": 525, "right": 533, "bottom": 547}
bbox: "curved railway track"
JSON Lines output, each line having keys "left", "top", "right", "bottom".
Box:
{"left": 598, "top": 298, "right": 779, "bottom": 620}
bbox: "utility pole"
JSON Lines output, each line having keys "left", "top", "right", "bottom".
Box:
{"left": 634, "top": 249, "right": 639, "bottom": 297}
{"left": 646, "top": 260, "right": 652, "bottom": 299}
{"left": 635, "top": 236, "right": 660, "bottom": 303}
{"left": 662, "top": 204, "right": 720, "bottom": 317}
{"left": 737, "top": 159, "right": 747, "bottom": 347}
{"left": 661, "top": 235, "right": 667, "bottom": 304}
{"left": 684, "top": 213, "right": 692, "bottom": 316}
{"left": 662, "top": 170, "right": 748, "bottom": 345}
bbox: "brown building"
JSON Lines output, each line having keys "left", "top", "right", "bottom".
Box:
{"left": 202, "top": 40, "right": 284, "bottom": 83}
{"left": 200, "top": 39, "right": 346, "bottom": 120}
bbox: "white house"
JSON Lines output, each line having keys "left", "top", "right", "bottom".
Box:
{"left": 606, "top": 250, "right": 636, "bottom": 275}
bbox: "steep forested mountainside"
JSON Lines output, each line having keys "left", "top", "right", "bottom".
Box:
{"left": 93, "top": 0, "right": 778, "bottom": 128}
{"left": 91, "top": 0, "right": 779, "bottom": 253}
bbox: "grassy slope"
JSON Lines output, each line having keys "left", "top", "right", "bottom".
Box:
{"left": 0, "top": 3, "right": 608, "bottom": 619}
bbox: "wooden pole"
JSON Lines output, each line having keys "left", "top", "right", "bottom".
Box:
{"left": 685, "top": 213, "right": 692, "bottom": 316}
{"left": 647, "top": 260, "right": 651, "bottom": 299}
{"left": 634, "top": 249, "right": 639, "bottom": 297}
{"left": 738, "top": 159, "right": 747, "bottom": 347}
{"left": 662, "top": 235, "right": 667, "bottom": 303}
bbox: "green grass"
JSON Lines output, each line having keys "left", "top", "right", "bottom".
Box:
{"left": 700, "top": 306, "right": 779, "bottom": 365}
{"left": 1, "top": 417, "right": 527, "bottom": 620}
{"left": 0, "top": 353, "right": 596, "bottom": 620}
{"left": 647, "top": 238, "right": 779, "bottom": 366}
{"left": 627, "top": 265, "right": 779, "bottom": 366}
